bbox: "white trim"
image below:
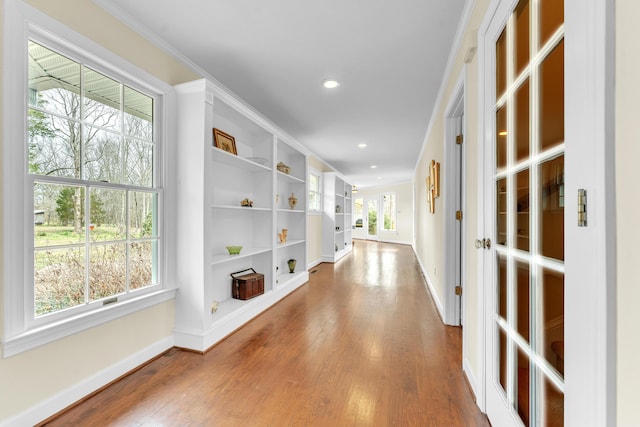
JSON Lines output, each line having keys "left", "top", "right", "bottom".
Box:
{"left": 306, "top": 258, "right": 323, "bottom": 270}
{"left": 463, "top": 356, "right": 479, "bottom": 403}
{"left": 412, "top": 244, "right": 445, "bottom": 319}
{"left": 414, "top": 0, "right": 477, "bottom": 173}
{"left": 564, "top": 0, "right": 616, "bottom": 425}
{"left": 0, "top": 336, "right": 174, "bottom": 427}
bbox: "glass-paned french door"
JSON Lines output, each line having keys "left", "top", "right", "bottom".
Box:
{"left": 491, "top": 0, "right": 565, "bottom": 425}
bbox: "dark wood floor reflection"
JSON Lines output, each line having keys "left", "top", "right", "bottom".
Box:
{"left": 43, "top": 240, "right": 489, "bottom": 426}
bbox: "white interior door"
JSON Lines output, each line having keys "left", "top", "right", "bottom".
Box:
{"left": 364, "top": 196, "right": 379, "bottom": 241}
{"left": 481, "top": 1, "right": 566, "bottom": 425}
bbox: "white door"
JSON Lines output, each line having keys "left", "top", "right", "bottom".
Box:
{"left": 481, "top": 0, "right": 566, "bottom": 425}
{"left": 364, "top": 196, "right": 379, "bottom": 241}
{"left": 479, "top": 0, "right": 615, "bottom": 425}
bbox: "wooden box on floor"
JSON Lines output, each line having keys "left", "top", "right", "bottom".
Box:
{"left": 231, "top": 269, "right": 265, "bottom": 300}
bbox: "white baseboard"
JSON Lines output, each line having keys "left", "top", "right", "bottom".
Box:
{"left": 1, "top": 336, "right": 174, "bottom": 427}
{"left": 306, "top": 258, "right": 323, "bottom": 270}
{"left": 463, "top": 356, "right": 480, "bottom": 406}
{"left": 411, "top": 245, "right": 445, "bottom": 320}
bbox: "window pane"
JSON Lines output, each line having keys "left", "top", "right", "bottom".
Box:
{"left": 35, "top": 247, "right": 85, "bottom": 316}
{"left": 497, "top": 254, "right": 507, "bottom": 320}
{"left": 308, "top": 191, "right": 319, "bottom": 211}
{"left": 515, "top": 80, "right": 530, "bottom": 163}
{"left": 354, "top": 197, "right": 363, "bottom": 227}
{"left": 540, "top": 0, "right": 564, "bottom": 47}
{"left": 84, "top": 127, "right": 122, "bottom": 183}
{"left": 90, "top": 188, "right": 126, "bottom": 241}
{"left": 496, "top": 29, "right": 507, "bottom": 98}
{"left": 541, "top": 268, "right": 564, "bottom": 378}
{"left": 89, "top": 244, "right": 126, "bottom": 301}
{"left": 130, "top": 241, "right": 157, "bottom": 290}
{"left": 516, "top": 261, "right": 530, "bottom": 343}
{"left": 28, "top": 111, "right": 81, "bottom": 178}
{"left": 84, "top": 67, "right": 121, "bottom": 131}
{"left": 125, "top": 138, "right": 153, "bottom": 187}
{"left": 516, "top": 169, "right": 530, "bottom": 252}
{"left": 382, "top": 194, "right": 396, "bottom": 231}
{"left": 496, "top": 106, "right": 507, "bottom": 170}
{"left": 496, "top": 179, "right": 507, "bottom": 246}
{"left": 309, "top": 173, "right": 319, "bottom": 192}
{"left": 129, "top": 191, "right": 158, "bottom": 239}
{"left": 498, "top": 326, "right": 508, "bottom": 395}
{"left": 34, "top": 183, "right": 85, "bottom": 247}
{"left": 28, "top": 41, "right": 81, "bottom": 119}
{"left": 124, "top": 86, "right": 153, "bottom": 140}
{"left": 514, "top": 0, "right": 530, "bottom": 78}
{"left": 540, "top": 40, "right": 565, "bottom": 151}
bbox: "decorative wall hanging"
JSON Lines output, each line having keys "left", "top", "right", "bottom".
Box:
{"left": 426, "top": 159, "right": 440, "bottom": 214}
{"left": 213, "top": 128, "right": 237, "bottom": 155}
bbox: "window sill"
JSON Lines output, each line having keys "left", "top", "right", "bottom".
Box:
{"left": 2, "top": 288, "right": 177, "bottom": 358}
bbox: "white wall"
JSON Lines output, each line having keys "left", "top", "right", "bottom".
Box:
{"left": 351, "top": 182, "right": 414, "bottom": 245}
{"left": 615, "top": 1, "right": 640, "bottom": 424}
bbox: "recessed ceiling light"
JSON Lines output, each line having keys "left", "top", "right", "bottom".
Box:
{"left": 357, "top": 143, "right": 368, "bottom": 148}
{"left": 323, "top": 79, "right": 340, "bottom": 89}
{"left": 370, "top": 165, "right": 377, "bottom": 169}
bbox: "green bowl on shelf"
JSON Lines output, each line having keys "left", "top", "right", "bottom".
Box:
{"left": 226, "top": 245, "right": 243, "bottom": 255}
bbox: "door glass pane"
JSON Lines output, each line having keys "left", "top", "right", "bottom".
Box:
{"left": 497, "top": 179, "right": 507, "bottom": 246}
{"left": 540, "top": 40, "right": 565, "bottom": 151}
{"left": 516, "top": 169, "right": 530, "bottom": 251}
{"left": 542, "top": 268, "right": 565, "bottom": 377}
{"left": 539, "top": 155, "right": 564, "bottom": 260}
{"left": 498, "top": 254, "right": 507, "bottom": 320}
{"left": 516, "top": 347, "right": 530, "bottom": 426}
{"left": 496, "top": 29, "right": 507, "bottom": 98}
{"left": 367, "top": 199, "right": 377, "bottom": 236}
{"left": 540, "top": 0, "right": 564, "bottom": 47}
{"left": 514, "top": 0, "right": 530, "bottom": 78}
{"left": 515, "top": 80, "right": 530, "bottom": 163}
{"left": 499, "top": 327, "right": 508, "bottom": 394}
{"left": 542, "top": 375, "right": 564, "bottom": 426}
{"left": 516, "top": 261, "right": 530, "bottom": 343}
{"left": 496, "top": 106, "right": 508, "bottom": 170}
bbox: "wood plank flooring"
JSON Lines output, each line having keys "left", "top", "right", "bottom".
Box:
{"left": 43, "top": 240, "right": 490, "bottom": 426}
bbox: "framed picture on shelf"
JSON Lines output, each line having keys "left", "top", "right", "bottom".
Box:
{"left": 213, "top": 128, "right": 237, "bottom": 155}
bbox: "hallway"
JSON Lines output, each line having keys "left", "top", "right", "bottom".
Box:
{"left": 43, "top": 241, "right": 489, "bottom": 426}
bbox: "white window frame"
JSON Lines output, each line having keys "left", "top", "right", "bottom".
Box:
{"left": 381, "top": 192, "right": 397, "bottom": 232}
{"left": 307, "top": 167, "right": 322, "bottom": 214}
{"left": 2, "top": 2, "right": 176, "bottom": 357}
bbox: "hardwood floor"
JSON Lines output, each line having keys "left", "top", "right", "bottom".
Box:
{"left": 43, "top": 240, "right": 489, "bottom": 426}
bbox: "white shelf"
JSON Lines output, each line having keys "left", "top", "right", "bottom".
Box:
{"left": 212, "top": 147, "right": 272, "bottom": 173}
{"left": 211, "top": 247, "right": 272, "bottom": 265}
{"left": 277, "top": 239, "right": 305, "bottom": 249}
{"left": 277, "top": 208, "right": 305, "bottom": 214}
{"left": 277, "top": 170, "right": 304, "bottom": 184}
{"left": 211, "top": 293, "right": 270, "bottom": 320}
{"left": 212, "top": 205, "right": 271, "bottom": 212}
{"left": 335, "top": 230, "right": 344, "bottom": 235}
{"left": 276, "top": 270, "right": 307, "bottom": 287}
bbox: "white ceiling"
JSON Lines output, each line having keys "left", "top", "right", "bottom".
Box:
{"left": 96, "top": 0, "right": 468, "bottom": 188}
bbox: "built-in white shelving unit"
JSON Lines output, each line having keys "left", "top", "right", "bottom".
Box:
{"left": 174, "top": 79, "right": 308, "bottom": 352}
{"left": 322, "top": 172, "right": 353, "bottom": 262}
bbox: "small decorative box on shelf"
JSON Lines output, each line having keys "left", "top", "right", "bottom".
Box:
{"left": 230, "top": 268, "right": 265, "bottom": 300}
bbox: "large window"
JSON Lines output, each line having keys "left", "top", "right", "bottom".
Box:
{"left": 382, "top": 193, "right": 396, "bottom": 231}
{"left": 28, "top": 40, "right": 160, "bottom": 318}
{"left": 308, "top": 169, "right": 321, "bottom": 212}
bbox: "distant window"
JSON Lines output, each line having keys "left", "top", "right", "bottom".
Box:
{"left": 382, "top": 193, "right": 396, "bottom": 231}
{"left": 308, "top": 169, "right": 321, "bottom": 212}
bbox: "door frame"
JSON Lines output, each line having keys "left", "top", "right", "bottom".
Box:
{"left": 443, "top": 73, "right": 466, "bottom": 327}
{"left": 476, "top": 0, "right": 616, "bottom": 425}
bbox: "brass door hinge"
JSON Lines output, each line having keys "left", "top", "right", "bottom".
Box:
{"left": 456, "top": 210, "right": 463, "bottom": 221}
{"left": 456, "top": 134, "right": 463, "bottom": 145}
{"left": 455, "top": 286, "right": 463, "bottom": 296}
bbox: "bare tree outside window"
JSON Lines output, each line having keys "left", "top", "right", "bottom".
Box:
{"left": 28, "top": 40, "right": 158, "bottom": 316}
